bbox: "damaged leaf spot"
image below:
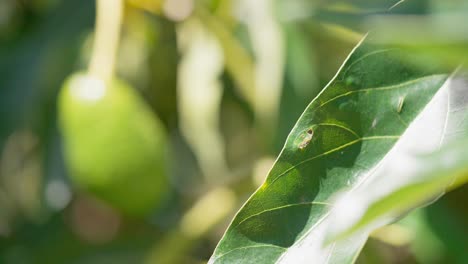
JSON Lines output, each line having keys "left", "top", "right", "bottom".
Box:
{"left": 298, "top": 129, "right": 314, "bottom": 150}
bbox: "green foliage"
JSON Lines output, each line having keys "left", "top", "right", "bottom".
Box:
{"left": 209, "top": 35, "right": 466, "bottom": 263}
{"left": 0, "top": 0, "right": 467, "bottom": 263}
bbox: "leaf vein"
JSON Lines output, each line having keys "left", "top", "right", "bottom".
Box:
{"left": 314, "top": 123, "right": 360, "bottom": 138}
{"left": 212, "top": 244, "right": 285, "bottom": 262}
{"left": 234, "top": 201, "right": 331, "bottom": 229}
{"left": 270, "top": 136, "right": 400, "bottom": 185}
{"left": 340, "top": 49, "right": 394, "bottom": 80}
{"left": 318, "top": 74, "right": 446, "bottom": 109}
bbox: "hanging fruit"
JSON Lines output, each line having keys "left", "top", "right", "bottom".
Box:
{"left": 59, "top": 73, "right": 169, "bottom": 216}
{"left": 58, "top": 0, "right": 169, "bottom": 216}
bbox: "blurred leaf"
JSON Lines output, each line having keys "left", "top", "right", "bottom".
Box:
{"left": 176, "top": 18, "right": 229, "bottom": 182}
{"left": 208, "top": 30, "right": 463, "bottom": 262}
{"left": 365, "top": 13, "right": 468, "bottom": 70}
{"left": 315, "top": 2, "right": 468, "bottom": 70}
{"left": 145, "top": 17, "right": 179, "bottom": 127}
{"left": 127, "top": 0, "right": 164, "bottom": 14}
{"left": 317, "top": 0, "right": 405, "bottom": 12}
{"left": 398, "top": 209, "right": 447, "bottom": 264}
{"left": 328, "top": 133, "right": 468, "bottom": 244}
{"left": 277, "top": 0, "right": 404, "bottom": 24}
{"left": 145, "top": 187, "right": 236, "bottom": 264}
{"left": 283, "top": 24, "right": 319, "bottom": 98}
{"left": 195, "top": 7, "right": 256, "bottom": 107}
{"left": 423, "top": 187, "right": 468, "bottom": 264}
{"left": 0, "top": 0, "right": 94, "bottom": 140}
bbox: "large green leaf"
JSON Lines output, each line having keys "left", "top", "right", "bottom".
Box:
{"left": 208, "top": 35, "right": 457, "bottom": 263}
{"left": 325, "top": 76, "right": 468, "bottom": 243}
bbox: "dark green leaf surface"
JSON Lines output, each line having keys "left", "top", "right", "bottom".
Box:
{"left": 209, "top": 36, "right": 453, "bottom": 263}
{"left": 326, "top": 75, "right": 468, "bottom": 244}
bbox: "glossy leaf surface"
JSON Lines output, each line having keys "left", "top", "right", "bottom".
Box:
{"left": 209, "top": 36, "right": 454, "bottom": 263}
{"left": 326, "top": 76, "right": 468, "bottom": 243}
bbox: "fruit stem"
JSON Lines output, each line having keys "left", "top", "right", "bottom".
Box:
{"left": 88, "top": 0, "right": 124, "bottom": 82}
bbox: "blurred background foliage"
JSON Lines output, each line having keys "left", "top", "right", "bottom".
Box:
{"left": 0, "top": 0, "right": 466, "bottom": 263}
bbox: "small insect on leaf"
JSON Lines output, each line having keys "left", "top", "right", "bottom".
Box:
{"left": 298, "top": 129, "right": 314, "bottom": 150}
{"left": 397, "top": 96, "right": 405, "bottom": 113}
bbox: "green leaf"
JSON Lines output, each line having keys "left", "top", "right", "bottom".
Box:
{"left": 325, "top": 76, "right": 468, "bottom": 244}
{"left": 208, "top": 34, "right": 458, "bottom": 263}
{"left": 317, "top": 3, "right": 468, "bottom": 70}
{"left": 276, "top": 0, "right": 403, "bottom": 23}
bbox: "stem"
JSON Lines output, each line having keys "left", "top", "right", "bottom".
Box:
{"left": 88, "top": 0, "right": 124, "bottom": 82}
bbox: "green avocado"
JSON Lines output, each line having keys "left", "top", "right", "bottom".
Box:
{"left": 58, "top": 73, "right": 169, "bottom": 216}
